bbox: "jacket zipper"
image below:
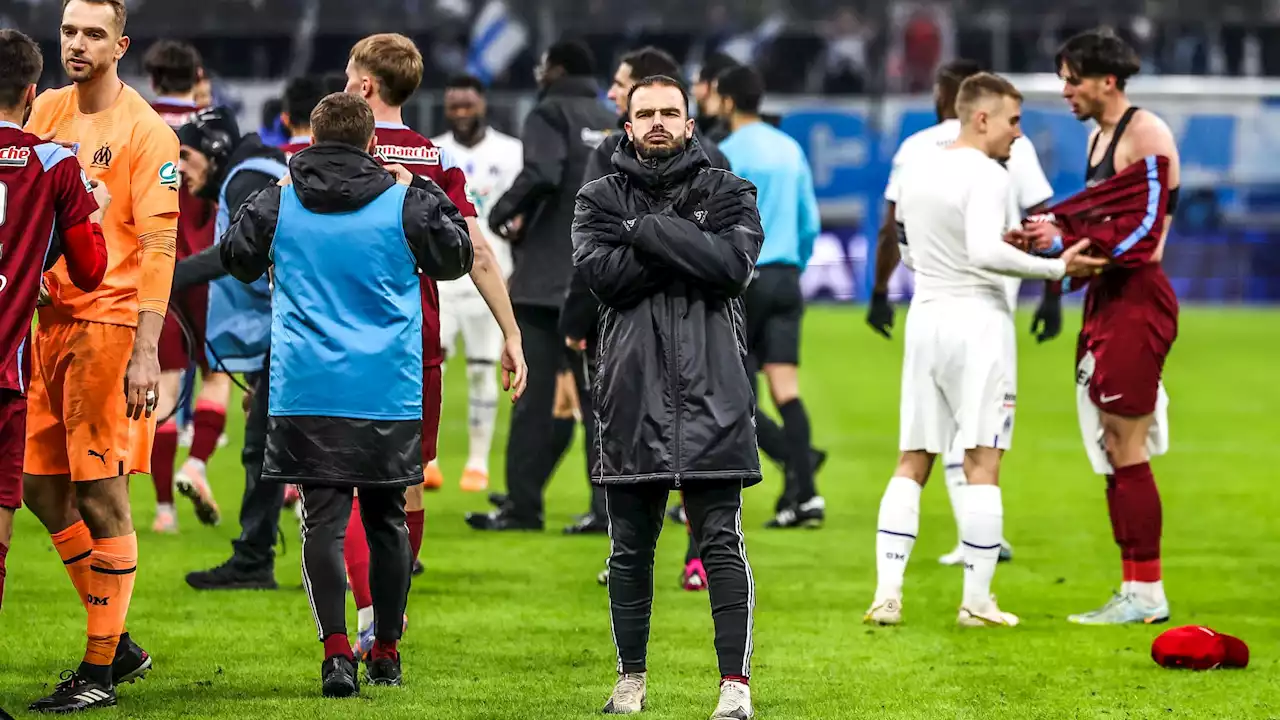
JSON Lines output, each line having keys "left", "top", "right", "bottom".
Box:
{"left": 671, "top": 295, "right": 682, "bottom": 487}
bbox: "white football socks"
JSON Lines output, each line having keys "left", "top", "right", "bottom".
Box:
{"left": 874, "top": 476, "right": 922, "bottom": 602}
{"left": 1131, "top": 581, "right": 1167, "bottom": 608}
{"left": 466, "top": 361, "right": 499, "bottom": 473}
{"left": 944, "top": 460, "right": 967, "bottom": 546}
{"left": 961, "top": 485, "right": 1003, "bottom": 610}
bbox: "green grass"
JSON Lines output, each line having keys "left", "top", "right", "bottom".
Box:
{"left": 2, "top": 305, "right": 1279, "bottom": 719}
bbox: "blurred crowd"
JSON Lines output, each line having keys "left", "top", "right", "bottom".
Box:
{"left": 9, "top": 0, "right": 1280, "bottom": 89}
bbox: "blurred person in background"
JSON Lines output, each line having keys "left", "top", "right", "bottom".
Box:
{"left": 142, "top": 39, "right": 228, "bottom": 536}
{"left": 868, "top": 59, "right": 1056, "bottom": 565}
{"left": 280, "top": 75, "right": 327, "bottom": 159}
{"left": 469, "top": 39, "right": 614, "bottom": 533}
{"left": 173, "top": 106, "right": 291, "bottom": 592}
{"left": 429, "top": 74, "right": 523, "bottom": 494}
{"left": 692, "top": 51, "right": 738, "bottom": 143}
{"left": 716, "top": 65, "right": 827, "bottom": 529}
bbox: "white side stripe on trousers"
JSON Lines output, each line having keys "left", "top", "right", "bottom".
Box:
{"left": 297, "top": 487, "right": 325, "bottom": 640}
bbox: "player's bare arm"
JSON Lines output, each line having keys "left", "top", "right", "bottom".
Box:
{"left": 1116, "top": 111, "right": 1180, "bottom": 263}
{"left": 464, "top": 216, "right": 528, "bottom": 400}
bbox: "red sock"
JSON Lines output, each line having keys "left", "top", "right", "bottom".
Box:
{"left": 371, "top": 639, "right": 399, "bottom": 661}
{"left": 1112, "top": 462, "right": 1162, "bottom": 580}
{"left": 151, "top": 421, "right": 178, "bottom": 505}
{"left": 0, "top": 542, "right": 8, "bottom": 611}
{"left": 189, "top": 400, "right": 226, "bottom": 463}
{"left": 323, "top": 633, "right": 353, "bottom": 660}
{"left": 722, "top": 675, "right": 749, "bottom": 686}
{"left": 344, "top": 499, "right": 372, "bottom": 611}
{"left": 407, "top": 510, "right": 425, "bottom": 564}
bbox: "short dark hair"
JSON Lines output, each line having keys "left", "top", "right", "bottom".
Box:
{"left": 311, "top": 92, "right": 375, "bottom": 149}
{"left": 445, "top": 74, "right": 486, "bottom": 94}
{"left": 546, "top": 39, "right": 596, "bottom": 77}
{"left": 698, "top": 51, "right": 738, "bottom": 85}
{"left": 282, "top": 76, "right": 326, "bottom": 128}
{"left": 626, "top": 75, "right": 689, "bottom": 117}
{"left": 143, "top": 40, "right": 202, "bottom": 96}
{"left": 0, "top": 30, "right": 43, "bottom": 110}
{"left": 715, "top": 65, "right": 764, "bottom": 115}
{"left": 1055, "top": 28, "right": 1141, "bottom": 90}
{"left": 620, "top": 47, "right": 680, "bottom": 83}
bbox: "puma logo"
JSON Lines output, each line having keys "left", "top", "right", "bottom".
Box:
{"left": 86, "top": 594, "right": 109, "bottom": 606}
{"left": 87, "top": 449, "right": 108, "bottom": 465}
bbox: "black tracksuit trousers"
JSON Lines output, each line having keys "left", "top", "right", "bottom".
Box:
{"left": 299, "top": 486, "right": 410, "bottom": 644}
{"left": 605, "top": 481, "right": 754, "bottom": 678}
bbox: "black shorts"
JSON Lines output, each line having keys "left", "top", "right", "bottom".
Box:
{"left": 745, "top": 264, "right": 804, "bottom": 367}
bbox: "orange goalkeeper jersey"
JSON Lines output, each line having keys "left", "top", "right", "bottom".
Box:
{"left": 26, "top": 82, "right": 179, "bottom": 328}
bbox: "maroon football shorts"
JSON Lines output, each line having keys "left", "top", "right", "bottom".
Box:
{"left": 159, "top": 288, "right": 210, "bottom": 373}
{"left": 0, "top": 391, "right": 26, "bottom": 509}
{"left": 1078, "top": 328, "right": 1172, "bottom": 417}
{"left": 421, "top": 364, "right": 443, "bottom": 464}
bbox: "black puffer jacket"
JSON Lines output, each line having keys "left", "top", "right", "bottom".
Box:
{"left": 572, "top": 136, "right": 764, "bottom": 487}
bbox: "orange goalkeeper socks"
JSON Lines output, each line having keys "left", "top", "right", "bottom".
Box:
{"left": 51, "top": 521, "right": 94, "bottom": 609}
{"left": 84, "top": 533, "right": 137, "bottom": 666}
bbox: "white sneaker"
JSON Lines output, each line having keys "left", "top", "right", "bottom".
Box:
{"left": 711, "top": 680, "right": 753, "bottom": 720}
{"left": 938, "top": 545, "right": 964, "bottom": 566}
{"left": 958, "top": 598, "right": 1020, "bottom": 627}
{"left": 863, "top": 597, "right": 903, "bottom": 626}
{"left": 1068, "top": 592, "right": 1170, "bottom": 625}
{"left": 602, "top": 672, "right": 646, "bottom": 714}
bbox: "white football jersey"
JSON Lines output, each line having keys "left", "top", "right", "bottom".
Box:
{"left": 432, "top": 127, "right": 523, "bottom": 293}
{"left": 896, "top": 147, "right": 1064, "bottom": 308}
{"left": 885, "top": 120, "right": 1053, "bottom": 310}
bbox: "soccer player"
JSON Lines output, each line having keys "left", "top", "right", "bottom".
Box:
{"left": 1029, "top": 29, "right": 1180, "bottom": 625}
{"left": 870, "top": 59, "right": 1057, "bottom": 566}
{"left": 22, "top": 0, "right": 178, "bottom": 711}
{"left": 142, "top": 38, "right": 223, "bottom": 534}
{"left": 863, "top": 73, "right": 1104, "bottom": 628}
{"left": 0, "top": 28, "right": 109, "bottom": 613}
{"left": 430, "top": 74, "right": 522, "bottom": 493}
{"left": 715, "top": 66, "right": 826, "bottom": 528}
{"left": 280, "top": 75, "right": 326, "bottom": 159}
{"left": 342, "top": 32, "right": 526, "bottom": 657}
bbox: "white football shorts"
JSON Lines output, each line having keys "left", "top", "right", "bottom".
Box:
{"left": 900, "top": 298, "right": 1017, "bottom": 454}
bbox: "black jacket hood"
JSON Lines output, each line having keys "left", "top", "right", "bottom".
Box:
{"left": 200, "top": 132, "right": 284, "bottom": 200}
{"left": 288, "top": 142, "right": 395, "bottom": 214}
{"left": 611, "top": 134, "right": 712, "bottom": 192}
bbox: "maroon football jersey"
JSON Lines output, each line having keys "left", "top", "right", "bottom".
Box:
{"left": 281, "top": 135, "right": 312, "bottom": 161}
{"left": 371, "top": 122, "right": 477, "bottom": 368}
{"left": 153, "top": 98, "right": 216, "bottom": 261}
{"left": 0, "top": 124, "right": 98, "bottom": 392}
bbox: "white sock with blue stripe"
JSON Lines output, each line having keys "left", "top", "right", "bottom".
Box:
{"left": 961, "top": 485, "right": 1004, "bottom": 610}
{"left": 875, "top": 476, "right": 921, "bottom": 603}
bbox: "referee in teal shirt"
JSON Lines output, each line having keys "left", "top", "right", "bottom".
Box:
{"left": 716, "top": 65, "right": 826, "bottom": 528}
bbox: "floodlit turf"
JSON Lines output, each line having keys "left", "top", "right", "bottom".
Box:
{"left": 1, "top": 305, "right": 1278, "bottom": 719}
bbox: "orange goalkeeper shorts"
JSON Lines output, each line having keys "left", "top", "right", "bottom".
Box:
{"left": 24, "top": 320, "right": 156, "bottom": 481}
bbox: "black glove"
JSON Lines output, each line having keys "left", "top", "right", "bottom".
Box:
{"left": 704, "top": 192, "right": 744, "bottom": 229}
{"left": 867, "top": 290, "right": 894, "bottom": 339}
{"left": 674, "top": 188, "right": 709, "bottom": 221}
{"left": 1031, "top": 290, "right": 1062, "bottom": 343}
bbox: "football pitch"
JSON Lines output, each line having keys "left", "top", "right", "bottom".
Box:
{"left": 1, "top": 305, "right": 1277, "bottom": 719}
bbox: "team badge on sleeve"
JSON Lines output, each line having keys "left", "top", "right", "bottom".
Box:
{"left": 159, "top": 161, "right": 180, "bottom": 190}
